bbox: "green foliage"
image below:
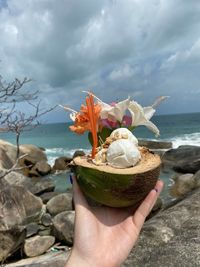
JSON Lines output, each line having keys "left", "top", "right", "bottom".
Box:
{"left": 88, "top": 127, "right": 113, "bottom": 146}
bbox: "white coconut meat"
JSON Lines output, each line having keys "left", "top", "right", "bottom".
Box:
{"left": 92, "top": 148, "right": 107, "bottom": 166}
{"left": 107, "top": 139, "right": 141, "bottom": 168}
{"left": 110, "top": 128, "right": 138, "bottom": 146}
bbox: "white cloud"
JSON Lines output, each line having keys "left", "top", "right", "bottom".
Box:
{"left": 109, "top": 64, "right": 139, "bottom": 81}
{"left": 0, "top": 0, "right": 200, "bottom": 121}
{"left": 160, "top": 38, "right": 200, "bottom": 70}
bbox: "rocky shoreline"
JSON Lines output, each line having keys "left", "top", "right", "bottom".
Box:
{"left": 0, "top": 139, "right": 200, "bottom": 266}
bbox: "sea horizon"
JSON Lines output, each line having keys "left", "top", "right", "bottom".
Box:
{"left": 0, "top": 111, "right": 199, "bottom": 165}
{"left": 41, "top": 110, "right": 200, "bottom": 125}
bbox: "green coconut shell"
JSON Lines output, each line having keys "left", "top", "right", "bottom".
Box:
{"left": 73, "top": 147, "right": 161, "bottom": 208}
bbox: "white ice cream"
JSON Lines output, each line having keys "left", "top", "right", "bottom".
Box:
{"left": 107, "top": 139, "right": 141, "bottom": 168}
{"left": 110, "top": 128, "right": 138, "bottom": 146}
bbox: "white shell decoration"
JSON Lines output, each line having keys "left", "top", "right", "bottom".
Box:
{"left": 110, "top": 128, "right": 138, "bottom": 146}
{"left": 107, "top": 139, "right": 141, "bottom": 168}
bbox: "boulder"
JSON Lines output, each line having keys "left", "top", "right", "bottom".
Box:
{"left": 0, "top": 179, "right": 44, "bottom": 261}
{"left": 162, "top": 145, "right": 200, "bottom": 173}
{"left": 38, "top": 227, "right": 52, "bottom": 236}
{"left": 0, "top": 227, "right": 26, "bottom": 262}
{"left": 46, "top": 193, "right": 72, "bottom": 216}
{"left": 39, "top": 191, "right": 60, "bottom": 204}
{"left": 24, "top": 235, "right": 55, "bottom": 257}
{"left": 0, "top": 139, "right": 18, "bottom": 165}
{"left": 28, "top": 160, "right": 51, "bottom": 177}
{"left": 123, "top": 187, "right": 200, "bottom": 267}
{"left": 19, "top": 144, "right": 47, "bottom": 162}
{"left": 38, "top": 227, "right": 52, "bottom": 237}
{"left": 0, "top": 178, "right": 43, "bottom": 229}
{"left": 40, "top": 213, "right": 52, "bottom": 227}
{"left": 29, "top": 177, "right": 55, "bottom": 195}
{"left": 4, "top": 172, "right": 55, "bottom": 196}
{"left": 193, "top": 170, "right": 200, "bottom": 187}
{"left": 0, "top": 140, "right": 47, "bottom": 168}
{"left": 138, "top": 139, "right": 172, "bottom": 150}
{"left": 26, "top": 223, "right": 40, "bottom": 238}
{"left": 170, "top": 173, "right": 195, "bottom": 198}
{"left": 4, "top": 171, "right": 33, "bottom": 189}
{"left": 0, "top": 148, "right": 13, "bottom": 169}
{"left": 73, "top": 150, "right": 85, "bottom": 158}
{"left": 52, "top": 156, "right": 72, "bottom": 172}
{"left": 52, "top": 211, "right": 75, "bottom": 245}
{"left": 5, "top": 251, "right": 70, "bottom": 267}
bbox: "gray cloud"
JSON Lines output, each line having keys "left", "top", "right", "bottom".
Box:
{"left": 0, "top": 0, "right": 200, "bottom": 122}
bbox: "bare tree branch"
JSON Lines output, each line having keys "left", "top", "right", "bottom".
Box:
{"left": 0, "top": 74, "right": 57, "bottom": 178}
{"left": 0, "top": 76, "right": 35, "bottom": 102}
{"left": 0, "top": 154, "right": 31, "bottom": 179}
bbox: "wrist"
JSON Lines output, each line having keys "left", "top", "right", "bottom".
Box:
{"left": 65, "top": 249, "right": 93, "bottom": 267}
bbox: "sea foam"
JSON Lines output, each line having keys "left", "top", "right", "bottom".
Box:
{"left": 169, "top": 132, "right": 200, "bottom": 148}
{"left": 46, "top": 147, "right": 90, "bottom": 166}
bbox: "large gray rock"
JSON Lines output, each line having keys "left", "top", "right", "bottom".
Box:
{"left": 163, "top": 145, "right": 200, "bottom": 173}
{"left": 0, "top": 178, "right": 43, "bottom": 261}
{"left": 4, "top": 172, "right": 55, "bottom": 196}
{"left": 52, "top": 156, "right": 72, "bottom": 172}
{"left": 170, "top": 173, "right": 195, "bottom": 198}
{"left": 46, "top": 193, "right": 72, "bottom": 216}
{"left": 39, "top": 191, "right": 60, "bottom": 204}
{"left": 24, "top": 235, "right": 55, "bottom": 257}
{"left": 0, "top": 178, "right": 43, "bottom": 229}
{"left": 0, "top": 140, "right": 47, "bottom": 167}
{"left": 193, "top": 170, "right": 200, "bottom": 187}
{"left": 73, "top": 150, "right": 85, "bottom": 158}
{"left": 52, "top": 211, "right": 74, "bottom": 245}
{"left": 4, "top": 171, "right": 33, "bottom": 189}
{"left": 138, "top": 139, "right": 172, "bottom": 150}
{"left": 19, "top": 144, "right": 47, "bottom": 162}
{"left": 0, "top": 139, "right": 18, "bottom": 165}
{"left": 26, "top": 223, "right": 40, "bottom": 238}
{"left": 0, "top": 227, "right": 26, "bottom": 262}
{"left": 30, "top": 177, "right": 55, "bottom": 195}
{"left": 123, "top": 187, "right": 200, "bottom": 267}
{"left": 5, "top": 251, "right": 70, "bottom": 267}
{"left": 29, "top": 160, "right": 52, "bottom": 177}
{"left": 0, "top": 148, "right": 13, "bottom": 169}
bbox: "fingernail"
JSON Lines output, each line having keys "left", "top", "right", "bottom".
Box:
{"left": 69, "top": 174, "right": 73, "bottom": 184}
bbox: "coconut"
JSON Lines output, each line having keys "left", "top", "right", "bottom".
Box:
{"left": 73, "top": 147, "right": 161, "bottom": 208}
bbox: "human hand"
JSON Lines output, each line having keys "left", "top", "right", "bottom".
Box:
{"left": 65, "top": 177, "right": 164, "bottom": 267}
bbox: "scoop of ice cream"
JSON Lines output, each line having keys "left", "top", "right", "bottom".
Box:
{"left": 110, "top": 128, "right": 138, "bottom": 146}
{"left": 107, "top": 139, "right": 141, "bottom": 168}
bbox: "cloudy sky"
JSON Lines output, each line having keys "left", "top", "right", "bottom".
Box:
{"left": 0, "top": 0, "right": 200, "bottom": 122}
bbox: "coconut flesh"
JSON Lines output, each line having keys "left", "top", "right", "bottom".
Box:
{"left": 93, "top": 128, "right": 141, "bottom": 168}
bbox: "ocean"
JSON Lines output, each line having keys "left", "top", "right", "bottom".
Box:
{"left": 1, "top": 112, "right": 200, "bottom": 201}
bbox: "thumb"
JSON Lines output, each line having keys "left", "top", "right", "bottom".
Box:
{"left": 72, "top": 175, "right": 89, "bottom": 210}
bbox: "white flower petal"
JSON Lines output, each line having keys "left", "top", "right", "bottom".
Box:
{"left": 99, "top": 98, "right": 130, "bottom": 122}
{"left": 143, "top": 106, "right": 155, "bottom": 120}
{"left": 152, "top": 96, "right": 169, "bottom": 109}
{"left": 128, "top": 100, "right": 159, "bottom": 136}
{"left": 70, "top": 112, "right": 76, "bottom": 121}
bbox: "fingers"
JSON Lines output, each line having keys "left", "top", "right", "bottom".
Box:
{"left": 132, "top": 180, "right": 164, "bottom": 233}
{"left": 72, "top": 175, "right": 89, "bottom": 210}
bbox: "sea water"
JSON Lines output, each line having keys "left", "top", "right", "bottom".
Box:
{"left": 0, "top": 112, "right": 200, "bottom": 200}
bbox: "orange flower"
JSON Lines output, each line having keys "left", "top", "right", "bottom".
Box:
{"left": 69, "top": 103, "right": 101, "bottom": 135}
